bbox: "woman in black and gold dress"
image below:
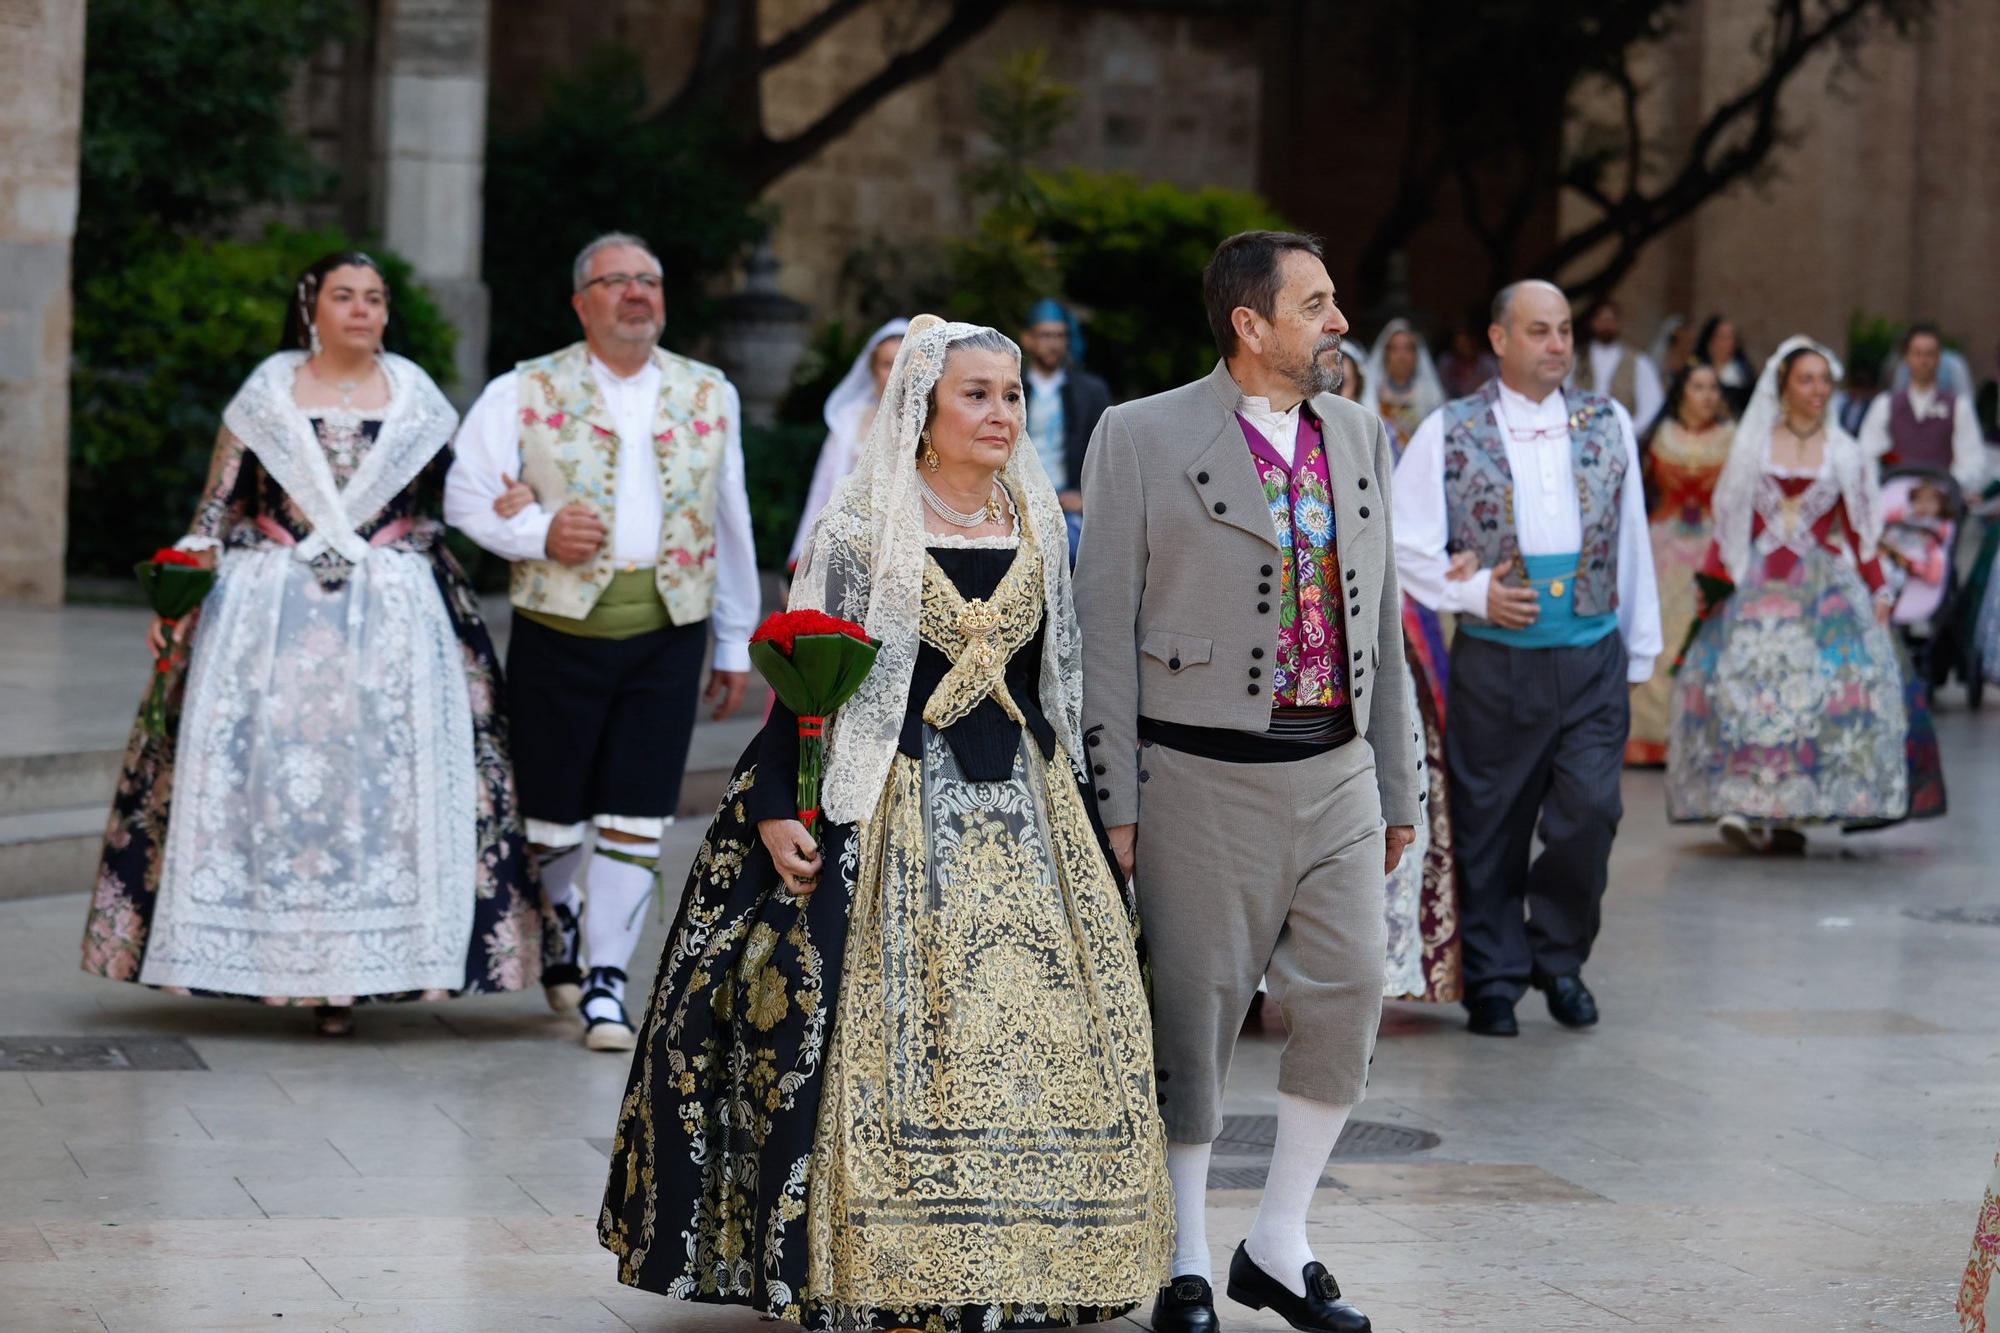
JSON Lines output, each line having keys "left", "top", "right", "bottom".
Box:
{"left": 600, "top": 316, "right": 1172, "bottom": 1330}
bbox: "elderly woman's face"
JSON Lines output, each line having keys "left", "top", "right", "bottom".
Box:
{"left": 926, "top": 347, "right": 1023, "bottom": 475}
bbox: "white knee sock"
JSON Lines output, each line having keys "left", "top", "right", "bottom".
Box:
{"left": 1167, "top": 1140, "right": 1214, "bottom": 1282}
{"left": 1245, "top": 1092, "right": 1352, "bottom": 1297}
{"left": 580, "top": 842, "right": 657, "bottom": 1020}
{"left": 536, "top": 845, "right": 586, "bottom": 916}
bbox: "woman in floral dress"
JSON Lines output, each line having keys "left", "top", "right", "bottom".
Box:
{"left": 81, "top": 252, "right": 544, "bottom": 1035}
{"left": 1667, "top": 337, "right": 1918, "bottom": 852}
{"left": 1626, "top": 363, "right": 1734, "bottom": 766}
{"left": 599, "top": 317, "right": 1171, "bottom": 1331}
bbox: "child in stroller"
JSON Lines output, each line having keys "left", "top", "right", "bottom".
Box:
{"left": 1878, "top": 468, "right": 1962, "bottom": 685}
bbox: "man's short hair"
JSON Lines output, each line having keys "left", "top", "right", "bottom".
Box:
{"left": 572, "top": 232, "right": 662, "bottom": 293}
{"left": 1904, "top": 322, "right": 1943, "bottom": 352}
{"left": 1203, "top": 230, "right": 1324, "bottom": 356}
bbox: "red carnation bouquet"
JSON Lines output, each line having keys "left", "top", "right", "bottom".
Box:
{"left": 748, "top": 610, "right": 880, "bottom": 838}
{"left": 136, "top": 547, "right": 217, "bottom": 737}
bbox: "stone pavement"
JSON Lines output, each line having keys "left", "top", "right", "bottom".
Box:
{"left": 1, "top": 699, "right": 1996, "bottom": 1330}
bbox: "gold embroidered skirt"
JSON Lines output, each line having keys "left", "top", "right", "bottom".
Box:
{"left": 805, "top": 728, "right": 1173, "bottom": 1324}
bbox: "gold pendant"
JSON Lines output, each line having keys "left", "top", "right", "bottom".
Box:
{"left": 1549, "top": 579, "right": 1566, "bottom": 598}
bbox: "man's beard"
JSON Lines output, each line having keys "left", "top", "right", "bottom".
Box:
{"left": 1286, "top": 335, "right": 1342, "bottom": 398}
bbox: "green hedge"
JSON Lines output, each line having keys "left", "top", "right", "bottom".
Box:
{"left": 743, "top": 422, "right": 830, "bottom": 572}
{"left": 68, "top": 225, "right": 456, "bottom": 577}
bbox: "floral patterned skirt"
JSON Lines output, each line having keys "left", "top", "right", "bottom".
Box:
{"left": 1384, "top": 598, "right": 1459, "bottom": 1002}
{"left": 600, "top": 730, "right": 1172, "bottom": 1332}
{"left": 1628, "top": 510, "right": 1713, "bottom": 766}
{"left": 79, "top": 547, "right": 543, "bottom": 1003}
{"left": 1667, "top": 550, "right": 1909, "bottom": 826}
{"left": 1963, "top": 1147, "right": 2000, "bottom": 1331}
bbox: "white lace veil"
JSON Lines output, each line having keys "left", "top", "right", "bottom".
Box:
{"left": 823, "top": 317, "right": 911, "bottom": 434}
{"left": 1361, "top": 318, "right": 1446, "bottom": 421}
{"left": 789, "top": 314, "right": 1084, "bottom": 824}
{"left": 1713, "top": 334, "right": 1880, "bottom": 583}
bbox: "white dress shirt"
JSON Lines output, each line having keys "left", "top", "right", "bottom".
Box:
{"left": 1027, "top": 365, "right": 1070, "bottom": 489}
{"left": 1581, "top": 341, "right": 1665, "bottom": 434}
{"left": 1856, "top": 383, "right": 1988, "bottom": 494}
{"left": 1237, "top": 394, "right": 1305, "bottom": 466}
{"left": 444, "top": 354, "right": 760, "bottom": 672}
{"left": 1392, "top": 381, "right": 1663, "bottom": 683}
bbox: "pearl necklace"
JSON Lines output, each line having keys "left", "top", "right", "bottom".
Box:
{"left": 920, "top": 476, "right": 1007, "bottom": 528}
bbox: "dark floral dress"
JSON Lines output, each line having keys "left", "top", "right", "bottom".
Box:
{"left": 81, "top": 407, "right": 545, "bottom": 1003}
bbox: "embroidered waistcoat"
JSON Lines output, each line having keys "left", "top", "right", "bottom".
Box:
{"left": 1885, "top": 389, "right": 1957, "bottom": 472}
{"left": 1440, "top": 381, "right": 1627, "bottom": 617}
{"left": 508, "top": 342, "right": 730, "bottom": 624}
{"left": 1243, "top": 412, "right": 1348, "bottom": 708}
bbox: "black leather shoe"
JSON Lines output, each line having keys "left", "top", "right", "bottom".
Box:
{"left": 1538, "top": 972, "right": 1599, "bottom": 1028}
{"left": 1151, "top": 1274, "right": 1219, "bottom": 1333}
{"left": 1225, "top": 1243, "right": 1370, "bottom": 1333}
{"left": 1465, "top": 995, "right": 1518, "bottom": 1037}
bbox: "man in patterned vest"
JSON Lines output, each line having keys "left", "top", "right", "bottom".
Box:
{"left": 1573, "top": 297, "right": 1663, "bottom": 433}
{"left": 1078, "top": 231, "right": 1421, "bottom": 1333}
{"left": 1858, "top": 323, "right": 1988, "bottom": 494}
{"left": 445, "top": 232, "right": 758, "bottom": 1051}
{"left": 1391, "top": 280, "right": 1661, "bottom": 1038}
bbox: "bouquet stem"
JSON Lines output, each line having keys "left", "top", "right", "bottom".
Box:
{"left": 142, "top": 618, "right": 183, "bottom": 739}
{"left": 797, "top": 715, "right": 827, "bottom": 840}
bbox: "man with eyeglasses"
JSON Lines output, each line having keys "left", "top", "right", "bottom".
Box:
{"left": 445, "top": 231, "right": 758, "bottom": 1051}
{"left": 1390, "top": 279, "right": 1660, "bottom": 1038}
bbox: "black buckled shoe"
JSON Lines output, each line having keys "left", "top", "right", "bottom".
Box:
{"left": 542, "top": 900, "right": 583, "bottom": 1012}
{"left": 1225, "top": 1243, "right": 1370, "bottom": 1332}
{"left": 1151, "top": 1274, "right": 1219, "bottom": 1333}
{"left": 1537, "top": 971, "right": 1599, "bottom": 1028}
{"left": 1464, "top": 994, "right": 1518, "bottom": 1037}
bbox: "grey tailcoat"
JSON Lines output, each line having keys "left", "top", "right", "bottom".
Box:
{"left": 1074, "top": 360, "right": 1422, "bottom": 831}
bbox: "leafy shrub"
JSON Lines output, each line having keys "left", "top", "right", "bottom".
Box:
{"left": 69, "top": 226, "right": 455, "bottom": 576}
{"left": 742, "top": 422, "right": 830, "bottom": 571}
{"left": 483, "top": 47, "right": 769, "bottom": 376}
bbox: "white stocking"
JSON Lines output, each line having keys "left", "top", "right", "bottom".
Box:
{"left": 580, "top": 842, "right": 656, "bottom": 1022}
{"left": 1167, "top": 1140, "right": 1214, "bottom": 1282}
{"left": 536, "top": 845, "right": 586, "bottom": 916}
{"left": 1245, "top": 1092, "right": 1351, "bottom": 1296}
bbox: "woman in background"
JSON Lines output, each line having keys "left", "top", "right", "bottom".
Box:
{"left": 1361, "top": 318, "right": 1447, "bottom": 443}
{"left": 1693, "top": 314, "right": 1756, "bottom": 418}
{"left": 787, "top": 317, "right": 909, "bottom": 567}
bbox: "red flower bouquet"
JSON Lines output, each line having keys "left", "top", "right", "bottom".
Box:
{"left": 748, "top": 610, "right": 879, "bottom": 838}
{"left": 135, "top": 546, "right": 216, "bottom": 737}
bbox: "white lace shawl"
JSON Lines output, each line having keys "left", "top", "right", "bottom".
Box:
{"left": 220, "top": 351, "right": 459, "bottom": 562}
{"left": 790, "top": 315, "right": 1085, "bottom": 825}
{"left": 1712, "top": 335, "right": 1880, "bottom": 584}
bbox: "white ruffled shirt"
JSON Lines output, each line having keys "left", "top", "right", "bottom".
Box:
{"left": 1392, "top": 381, "right": 1662, "bottom": 683}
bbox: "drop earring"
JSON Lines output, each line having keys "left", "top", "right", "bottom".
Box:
{"left": 922, "top": 429, "right": 939, "bottom": 471}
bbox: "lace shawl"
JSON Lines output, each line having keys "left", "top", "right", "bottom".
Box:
{"left": 790, "top": 315, "right": 1085, "bottom": 825}
{"left": 220, "top": 351, "right": 459, "bottom": 564}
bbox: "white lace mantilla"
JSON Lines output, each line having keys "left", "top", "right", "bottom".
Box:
{"left": 790, "top": 316, "right": 1085, "bottom": 825}
{"left": 141, "top": 355, "right": 475, "bottom": 997}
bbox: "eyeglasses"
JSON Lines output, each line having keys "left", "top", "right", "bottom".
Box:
{"left": 1506, "top": 424, "right": 1567, "bottom": 443}
{"left": 581, "top": 272, "right": 663, "bottom": 293}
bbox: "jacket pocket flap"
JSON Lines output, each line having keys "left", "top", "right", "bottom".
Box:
{"left": 1140, "top": 631, "right": 1213, "bottom": 670}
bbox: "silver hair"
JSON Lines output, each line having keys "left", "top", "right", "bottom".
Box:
{"left": 945, "top": 326, "right": 1021, "bottom": 362}
{"left": 572, "top": 232, "right": 662, "bottom": 292}
{"left": 1490, "top": 279, "right": 1567, "bottom": 329}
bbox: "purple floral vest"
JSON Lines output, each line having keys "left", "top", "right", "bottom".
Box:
{"left": 1439, "top": 381, "right": 1627, "bottom": 617}
{"left": 1885, "top": 388, "right": 1957, "bottom": 471}
{"left": 1240, "top": 410, "right": 1348, "bottom": 708}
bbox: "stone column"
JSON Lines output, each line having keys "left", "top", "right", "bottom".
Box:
{"left": 376, "top": 0, "right": 489, "bottom": 402}
{"left": 0, "top": 0, "right": 84, "bottom": 605}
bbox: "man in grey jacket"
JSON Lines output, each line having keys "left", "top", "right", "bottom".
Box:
{"left": 1076, "top": 231, "right": 1421, "bottom": 1333}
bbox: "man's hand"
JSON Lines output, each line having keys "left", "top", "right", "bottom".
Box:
{"left": 494, "top": 472, "right": 536, "bottom": 519}
{"left": 1385, "top": 824, "right": 1417, "bottom": 874}
{"left": 1446, "top": 550, "right": 1480, "bottom": 581}
{"left": 1059, "top": 489, "right": 1085, "bottom": 514}
{"left": 705, "top": 669, "right": 749, "bottom": 721}
{"left": 1484, "top": 558, "right": 1540, "bottom": 629}
{"left": 758, "top": 818, "right": 822, "bottom": 896}
{"left": 1106, "top": 823, "right": 1137, "bottom": 879}
{"left": 544, "top": 502, "right": 607, "bottom": 566}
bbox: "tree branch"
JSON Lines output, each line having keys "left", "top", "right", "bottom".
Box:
{"left": 741, "top": 0, "right": 1013, "bottom": 190}
{"left": 1539, "top": 0, "right": 1896, "bottom": 297}
{"left": 761, "top": 0, "right": 873, "bottom": 70}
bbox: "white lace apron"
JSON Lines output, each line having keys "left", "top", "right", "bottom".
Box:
{"left": 141, "top": 353, "right": 477, "bottom": 997}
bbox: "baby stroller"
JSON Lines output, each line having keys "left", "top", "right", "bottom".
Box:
{"left": 1877, "top": 467, "right": 1964, "bottom": 695}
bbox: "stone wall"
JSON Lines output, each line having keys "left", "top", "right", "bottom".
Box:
{"left": 1569, "top": 0, "right": 2000, "bottom": 380}
{"left": 0, "top": 0, "right": 83, "bottom": 605}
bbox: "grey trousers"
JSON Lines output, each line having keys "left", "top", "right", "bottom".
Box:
{"left": 1445, "top": 632, "right": 1629, "bottom": 1004}
{"left": 1135, "top": 735, "right": 1386, "bottom": 1144}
